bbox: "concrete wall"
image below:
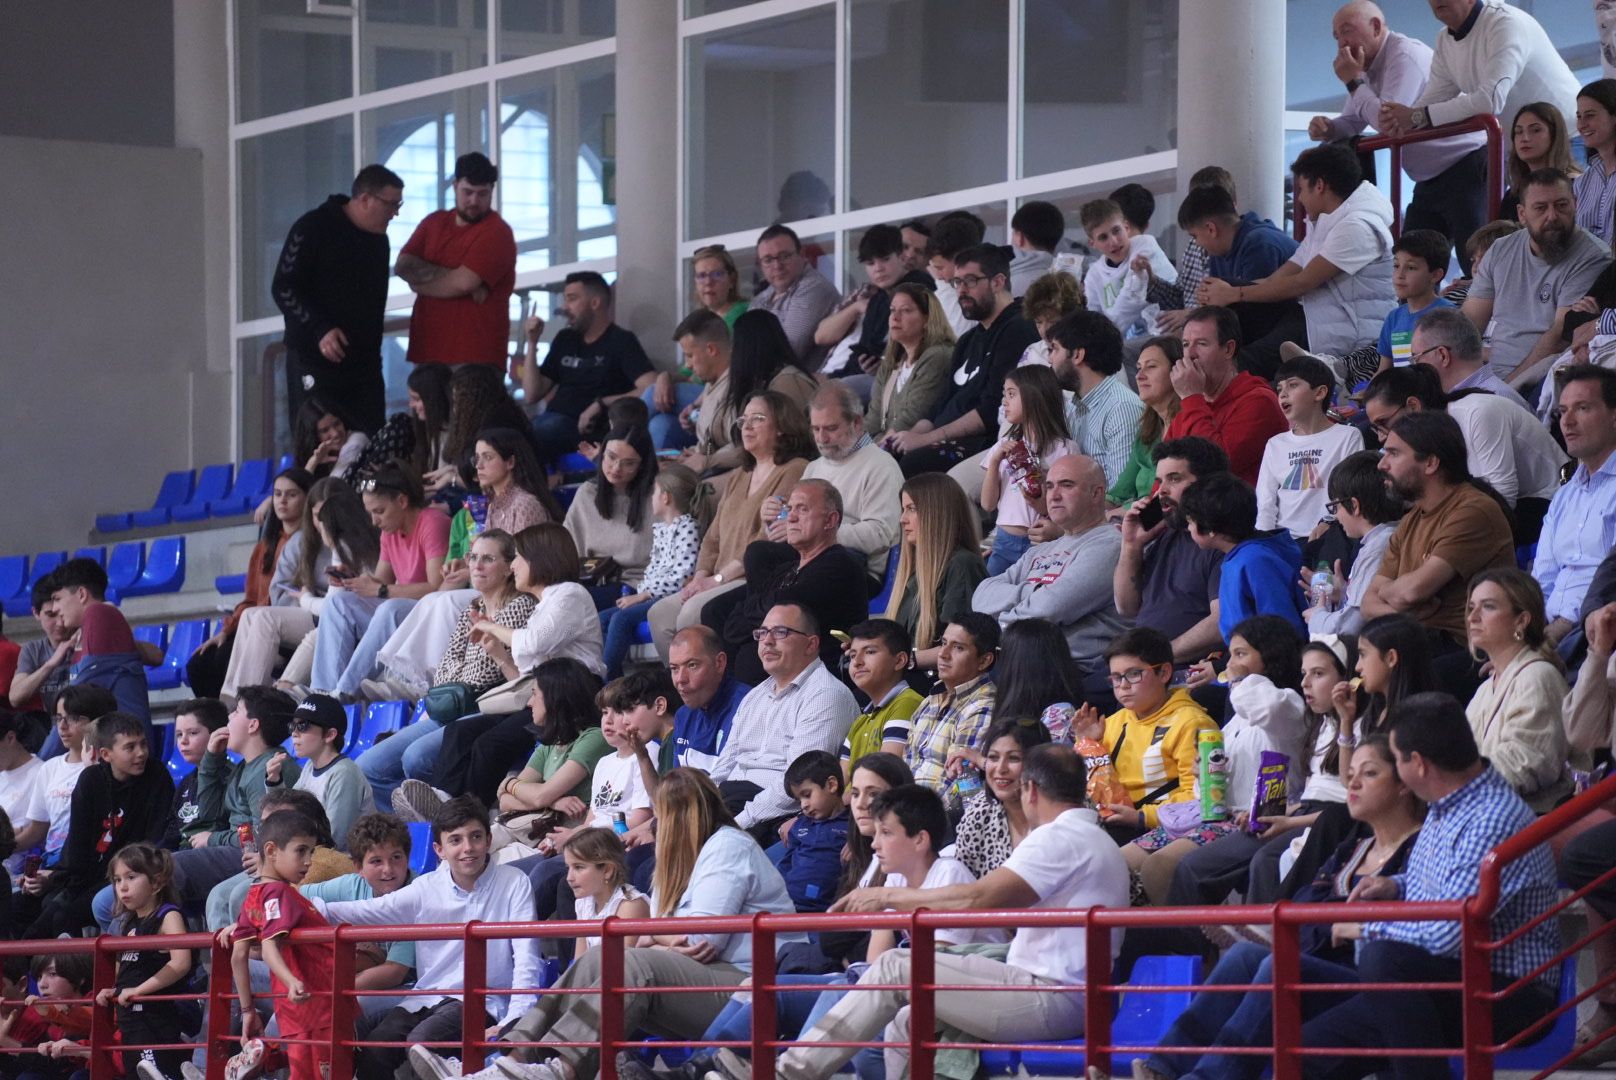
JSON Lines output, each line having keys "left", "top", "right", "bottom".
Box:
{"left": 0, "top": 136, "right": 226, "bottom": 556}
{"left": 0, "top": 0, "right": 175, "bottom": 147}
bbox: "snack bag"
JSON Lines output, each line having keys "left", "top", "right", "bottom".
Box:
{"left": 1075, "top": 738, "right": 1129, "bottom": 817}
{"left": 1198, "top": 730, "right": 1228, "bottom": 822}
{"left": 1249, "top": 751, "right": 1290, "bottom": 834}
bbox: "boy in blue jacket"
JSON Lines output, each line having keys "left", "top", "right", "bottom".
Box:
{"left": 1180, "top": 472, "right": 1306, "bottom": 643}
{"left": 777, "top": 750, "right": 850, "bottom": 913}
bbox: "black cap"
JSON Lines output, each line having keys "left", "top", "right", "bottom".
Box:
{"left": 294, "top": 694, "right": 348, "bottom": 738}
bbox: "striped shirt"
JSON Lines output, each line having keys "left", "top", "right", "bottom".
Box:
{"left": 1366, "top": 766, "right": 1558, "bottom": 987}
{"left": 905, "top": 673, "right": 997, "bottom": 792}
{"left": 1067, "top": 373, "right": 1145, "bottom": 488}
{"left": 1575, "top": 152, "right": 1616, "bottom": 244}
{"left": 709, "top": 657, "right": 858, "bottom": 828}
{"left": 750, "top": 265, "right": 843, "bottom": 370}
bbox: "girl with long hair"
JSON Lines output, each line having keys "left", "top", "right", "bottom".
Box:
{"left": 981, "top": 363, "right": 1075, "bottom": 574}
{"left": 696, "top": 310, "right": 819, "bottom": 473}
{"left": 883, "top": 472, "right": 986, "bottom": 670}
{"left": 1329, "top": 613, "right": 1434, "bottom": 781}
{"left": 987, "top": 618, "right": 1085, "bottom": 742}
{"left": 347, "top": 364, "right": 454, "bottom": 482}
{"left": 1500, "top": 102, "right": 1580, "bottom": 221}
{"left": 1109, "top": 336, "right": 1183, "bottom": 507}
{"left": 562, "top": 423, "right": 660, "bottom": 598}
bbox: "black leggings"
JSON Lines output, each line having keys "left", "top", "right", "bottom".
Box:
{"left": 431, "top": 710, "right": 539, "bottom": 806}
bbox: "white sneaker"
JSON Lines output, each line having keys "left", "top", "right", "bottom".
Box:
{"left": 180, "top": 1063, "right": 206, "bottom": 1080}
{"left": 394, "top": 778, "right": 448, "bottom": 823}
{"left": 409, "top": 1044, "right": 462, "bottom": 1080}
{"left": 495, "top": 1057, "right": 569, "bottom": 1079}
{"left": 135, "top": 1060, "right": 174, "bottom": 1080}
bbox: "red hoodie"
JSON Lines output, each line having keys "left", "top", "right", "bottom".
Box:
{"left": 1163, "top": 372, "right": 1287, "bottom": 485}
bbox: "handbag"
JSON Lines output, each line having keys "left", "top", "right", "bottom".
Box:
{"left": 423, "top": 681, "right": 479, "bottom": 726}
{"left": 578, "top": 556, "right": 623, "bottom": 587}
{"left": 476, "top": 673, "right": 536, "bottom": 715}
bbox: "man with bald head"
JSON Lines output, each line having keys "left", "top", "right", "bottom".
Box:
{"left": 974, "top": 455, "right": 1130, "bottom": 679}
{"left": 1306, "top": 1, "right": 1488, "bottom": 270}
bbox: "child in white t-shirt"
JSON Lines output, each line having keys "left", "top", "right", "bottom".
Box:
{"left": 981, "top": 365, "right": 1075, "bottom": 576}
{"left": 1080, "top": 197, "right": 1178, "bottom": 335}
{"left": 15, "top": 687, "right": 108, "bottom": 870}
{"left": 867, "top": 784, "right": 1004, "bottom": 955}
{"left": 1256, "top": 353, "right": 1364, "bottom": 540}
{"left": 562, "top": 827, "right": 648, "bottom": 959}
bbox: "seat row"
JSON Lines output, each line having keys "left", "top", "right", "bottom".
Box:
{"left": 96, "top": 455, "right": 295, "bottom": 533}
{"left": 0, "top": 538, "right": 186, "bottom": 617}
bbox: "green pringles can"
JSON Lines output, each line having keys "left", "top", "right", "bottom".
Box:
{"left": 1199, "top": 729, "right": 1229, "bottom": 822}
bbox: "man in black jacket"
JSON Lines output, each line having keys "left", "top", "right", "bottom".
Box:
{"left": 272, "top": 164, "right": 403, "bottom": 434}
{"left": 18, "top": 712, "right": 172, "bottom": 939}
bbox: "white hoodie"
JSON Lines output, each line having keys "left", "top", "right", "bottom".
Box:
{"left": 1291, "top": 181, "right": 1396, "bottom": 355}
{"left": 1224, "top": 673, "right": 1308, "bottom": 810}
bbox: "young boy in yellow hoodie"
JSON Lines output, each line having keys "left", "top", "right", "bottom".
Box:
{"left": 1074, "top": 627, "right": 1218, "bottom": 841}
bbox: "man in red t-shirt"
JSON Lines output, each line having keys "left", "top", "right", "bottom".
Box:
{"left": 1165, "top": 305, "right": 1289, "bottom": 486}
{"left": 395, "top": 151, "right": 517, "bottom": 367}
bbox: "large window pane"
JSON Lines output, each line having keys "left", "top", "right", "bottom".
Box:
{"left": 360, "top": 0, "right": 488, "bottom": 93}
{"left": 1021, "top": 0, "right": 1177, "bottom": 177}
{"left": 235, "top": 0, "right": 352, "bottom": 122}
{"left": 686, "top": 8, "right": 836, "bottom": 239}
{"left": 498, "top": 0, "right": 614, "bottom": 62}
{"left": 500, "top": 57, "right": 617, "bottom": 276}
{"left": 360, "top": 89, "right": 490, "bottom": 287}
{"left": 850, "top": 0, "right": 1007, "bottom": 208}
{"left": 239, "top": 118, "right": 355, "bottom": 322}
{"left": 687, "top": 0, "right": 777, "bottom": 15}
{"left": 238, "top": 332, "right": 284, "bottom": 458}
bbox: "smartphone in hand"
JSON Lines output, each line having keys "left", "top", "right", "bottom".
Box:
{"left": 1136, "top": 496, "right": 1165, "bottom": 530}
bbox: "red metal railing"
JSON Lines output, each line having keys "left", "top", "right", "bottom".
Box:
{"left": 3, "top": 769, "right": 1611, "bottom": 1079}
{"left": 1293, "top": 113, "right": 1505, "bottom": 241}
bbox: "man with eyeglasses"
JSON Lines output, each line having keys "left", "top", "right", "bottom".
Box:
{"left": 272, "top": 163, "right": 403, "bottom": 435}
{"left": 707, "top": 603, "right": 856, "bottom": 844}
{"left": 1408, "top": 305, "right": 1528, "bottom": 409}
{"left": 887, "top": 242, "right": 1042, "bottom": 477}
{"left": 710, "top": 478, "right": 869, "bottom": 685}
{"left": 396, "top": 152, "right": 518, "bottom": 371}
{"left": 750, "top": 224, "right": 842, "bottom": 371}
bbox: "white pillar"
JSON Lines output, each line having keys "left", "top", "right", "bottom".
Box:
{"left": 1177, "top": 0, "right": 1288, "bottom": 226}
{"left": 613, "top": 1, "right": 679, "bottom": 362}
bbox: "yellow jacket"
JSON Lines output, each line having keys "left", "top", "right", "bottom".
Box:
{"left": 1099, "top": 688, "right": 1218, "bottom": 827}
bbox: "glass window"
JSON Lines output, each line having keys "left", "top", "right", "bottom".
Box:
{"left": 686, "top": 232, "right": 839, "bottom": 314}
{"left": 1021, "top": 0, "right": 1178, "bottom": 177}
{"left": 238, "top": 331, "right": 286, "bottom": 458}
{"left": 686, "top": 0, "right": 777, "bottom": 16}
{"left": 360, "top": 89, "right": 490, "bottom": 287}
{"left": 238, "top": 117, "right": 355, "bottom": 322}
{"left": 500, "top": 57, "right": 617, "bottom": 276}
{"left": 498, "top": 0, "right": 614, "bottom": 62}
{"left": 1284, "top": 0, "right": 1435, "bottom": 111}
{"left": 685, "top": 7, "right": 837, "bottom": 240}
{"left": 360, "top": 0, "right": 488, "bottom": 94}
{"left": 850, "top": 0, "right": 1008, "bottom": 208}
{"left": 235, "top": 0, "right": 353, "bottom": 122}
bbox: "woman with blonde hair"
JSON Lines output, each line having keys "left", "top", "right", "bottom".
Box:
{"left": 490, "top": 768, "right": 800, "bottom": 1079}
{"left": 884, "top": 472, "right": 987, "bottom": 670}
{"left": 868, "top": 282, "right": 957, "bottom": 440}
{"left": 1463, "top": 567, "right": 1573, "bottom": 813}
{"left": 1499, "top": 102, "right": 1581, "bottom": 222}
{"left": 691, "top": 244, "right": 748, "bottom": 327}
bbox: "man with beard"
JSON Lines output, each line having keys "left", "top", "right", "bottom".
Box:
{"left": 1363, "top": 410, "right": 1514, "bottom": 648}
{"left": 272, "top": 164, "right": 402, "bottom": 433}
{"left": 887, "top": 243, "right": 1041, "bottom": 477}
{"left": 396, "top": 152, "right": 517, "bottom": 369}
{"left": 1112, "top": 437, "right": 1230, "bottom": 667}
{"left": 765, "top": 381, "right": 902, "bottom": 585}
{"left": 1043, "top": 308, "right": 1144, "bottom": 488}
{"left": 520, "top": 270, "right": 655, "bottom": 463}
{"left": 1463, "top": 168, "right": 1610, "bottom": 384}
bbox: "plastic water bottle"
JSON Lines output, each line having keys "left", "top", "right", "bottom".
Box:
{"left": 952, "top": 765, "right": 984, "bottom": 803}
{"left": 1310, "top": 562, "right": 1339, "bottom": 613}
{"left": 612, "top": 812, "right": 628, "bottom": 836}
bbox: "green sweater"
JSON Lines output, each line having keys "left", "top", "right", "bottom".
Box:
{"left": 1107, "top": 435, "right": 1158, "bottom": 506}
{"left": 195, "top": 746, "right": 302, "bottom": 846}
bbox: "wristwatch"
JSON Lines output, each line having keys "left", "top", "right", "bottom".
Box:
{"left": 378, "top": 584, "right": 390, "bottom": 599}
{"left": 1345, "top": 77, "right": 1365, "bottom": 93}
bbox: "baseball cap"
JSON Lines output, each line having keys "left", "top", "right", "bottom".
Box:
{"left": 293, "top": 694, "right": 348, "bottom": 739}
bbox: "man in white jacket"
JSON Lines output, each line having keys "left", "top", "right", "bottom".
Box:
{"left": 1378, "top": 0, "right": 1579, "bottom": 149}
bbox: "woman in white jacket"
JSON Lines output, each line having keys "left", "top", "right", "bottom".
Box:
{"left": 1463, "top": 568, "right": 1572, "bottom": 814}
{"left": 1128, "top": 615, "right": 1308, "bottom": 903}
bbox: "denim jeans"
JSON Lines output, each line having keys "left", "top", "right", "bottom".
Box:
{"left": 703, "top": 973, "right": 847, "bottom": 1046}
{"left": 1143, "top": 941, "right": 1360, "bottom": 1080}
{"left": 985, "top": 527, "right": 1031, "bottom": 577}
{"left": 641, "top": 382, "right": 703, "bottom": 451}
{"left": 600, "top": 597, "right": 657, "bottom": 679}
{"left": 531, "top": 410, "right": 582, "bottom": 465}
{"left": 356, "top": 715, "right": 444, "bottom": 807}
{"left": 311, "top": 591, "right": 418, "bottom": 697}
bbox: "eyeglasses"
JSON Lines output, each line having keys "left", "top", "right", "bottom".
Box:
{"left": 1106, "top": 665, "right": 1164, "bottom": 687}
{"left": 465, "top": 552, "right": 505, "bottom": 566}
{"left": 693, "top": 270, "right": 730, "bottom": 283}
{"left": 759, "top": 252, "right": 799, "bottom": 268}
{"left": 1325, "top": 499, "right": 1342, "bottom": 514}
{"left": 948, "top": 274, "right": 992, "bottom": 291}
{"left": 739, "top": 413, "right": 772, "bottom": 428}
{"left": 1368, "top": 404, "right": 1407, "bottom": 437}
{"left": 752, "top": 625, "right": 812, "bottom": 642}
{"left": 370, "top": 194, "right": 403, "bottom": 212}
{"left": 1408, "top": 344, "right": 1445, "bottom": 364}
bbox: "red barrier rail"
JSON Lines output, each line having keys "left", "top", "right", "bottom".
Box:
{"left": 1293, "top": 112, "right": 1505, "bottom": 241}
{"left": 2, "top": 769, "right": 1610, "bottom": 1079}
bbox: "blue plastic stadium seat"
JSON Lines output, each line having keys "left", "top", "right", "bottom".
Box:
{"left": 0, "top": 556, "right": 28, "bottom": 607}
{"left": 558, "top": 451, "right": 594, "bottom": 475}
{"left": 166, "top": 732, "right": 194, "bottom": 783}
{"left": 209, "top": 458, "right": 272, "bottom": 517}
{"left": 348, "top": 701, "right": 407, "bottom": 758}
{"left": 406, "top": 821, "right": 440, "bottom": 875}
{"left": 105, "top": 541, "right": 145, "bottom": 598}
{"left": 276, "top": 453, "right": 295, "bottom": 473}
{"left": 215, "top": 573, "right": 248, "bottom": 594}
{"left": 132, "top": 623, "right": 169, "bottom": 654}
{"left": 96, "top": 512, "right": 134, "bottom": 533}
{"left": 73, "top": 546, "right": 106, "bottom": 566}
{"left": 129, "top": 470, "right": 196, "bottom": 529}
{"left": 149, "top": 618, "right": 207, "bottom": 691}
{"left": 6, "top": 552, "right": 66, "bottom": 616}
{"left": 1012, "top": 955, "right": 1203, "bottom": 1076}
{"left": 867, "top": 547, "right": 901, "bottom": 616}
{"left": 1448, "top": 957, "right": 1577, "bottom": 1077}
{"left": 171, "top": 463, "right": 235, "bottom": 522}
{"left": 120, "top": 537, "right": 185, "bottom": 598}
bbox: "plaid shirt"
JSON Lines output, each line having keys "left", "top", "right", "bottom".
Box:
{"left": 905, "top": 674, "right": 997, "bottom": 791}
{"left": 1366, "top": 765, "right": 1559, "bottom": 987}
{"left": 1147, "top": 239, "right": 1210, "bottom": 311}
